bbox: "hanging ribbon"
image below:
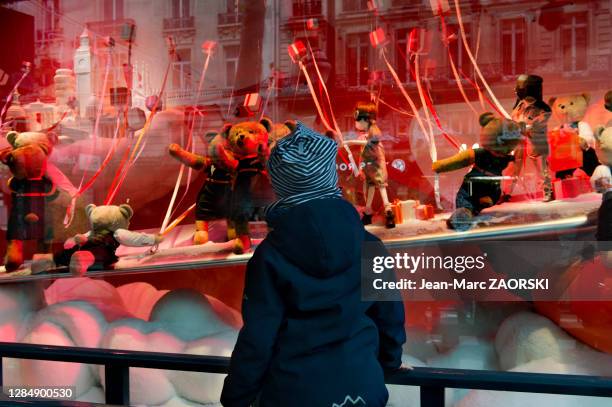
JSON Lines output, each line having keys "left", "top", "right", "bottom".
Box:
{"left": 258, "top": 74, "right": 275, "bottom": 121}
{"left": 160, "top": 49, "right": 213, "bottom": 235}
{"left": 413, "top": 51, "right": 443, "bottom": 209}
{"left": 437, "top": 6, "right": 479, "bottom": 118}
{"left": 307, "top": 44, "right": 360, "bottom": 177}
{"left": 0, "top": 63, "right": 31, "bottom": 126}
{"left": 452, "top": 0, "right": 511, "bottom": 119}
{"left": 382, "top": 47, "right": 446, "bottom": 208}
{"left": 104, "top": 38, "right": 176, "bottom": 204}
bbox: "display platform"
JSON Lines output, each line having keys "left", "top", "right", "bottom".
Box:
{"left": 0, "top": 192, "right": 600, "bottom": 283}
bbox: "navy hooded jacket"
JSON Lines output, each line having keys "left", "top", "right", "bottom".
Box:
{"left": 220, "top": 198, "right": 406, "bottom": 407}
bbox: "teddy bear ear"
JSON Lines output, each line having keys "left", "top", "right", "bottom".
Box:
{"left": 595, "top": 126, "right": 605, "bottom": 141}
{"left": 259, "top": 117, "right": 273, "bottom": 133}
{"left": 6, "top": 131, "right": 18, "bottom": 147}
{"left": 284, "top": 120, "right": 297, "bottom": 132}
{"left": 479, "top": 112, "right": 495, "bottom": 127}
{"left": 46, "top": 131, "right": 59, "bottom": 146}
{"left": 204, "top": 132, "right": 218, "bottom": 144}
{"left": 119, "top": 204, "right": 134, "bottom": 220}
{"left": 581, "top": 93, "right": 590, "bottom": 104}
{"left": 548, "top": 97, "right": 557, "bottom": 107}
{"left": 220, "top": 123, "right": 233, "bottom": 138}
{"left": 85, "top": 204, "right": 96, "bottom": 218}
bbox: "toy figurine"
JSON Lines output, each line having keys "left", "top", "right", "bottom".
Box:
{"left": 510, "top": 74, "right": 553, "bottom": 202}
{"left": 0, "top": 131, "right": 59, "bottom": 271}
{"left": 549, "top": 93, "right": 600, "bottom": 178}
{"left": 343, "top": 102, "right": 395, "bottom": 228}
{"left": 169, "top": 119, "right": 271, "bottom": 254}
{"left": 33, "top": 204, "right": 161, "bottom": 275}
{"left": 433, "top": 113, "right": 523, "bottom": 231}
{"left": 169, "top": 131, "right": 231, "bottom": 245}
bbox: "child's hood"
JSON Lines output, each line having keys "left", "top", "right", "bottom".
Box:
{"left": 265, "top": 198, "right": 364, "bottom": 278}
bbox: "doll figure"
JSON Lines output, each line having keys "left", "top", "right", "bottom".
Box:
{"left": 510, "top": 74, "right": 553, "bottom": 202}
{"left": 343, "top": 102, "right": 395, "bottom": 228}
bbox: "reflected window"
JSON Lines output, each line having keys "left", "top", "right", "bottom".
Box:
{"left": 171, "top": 0, "right": 190, "bottom": 18}
{"left": 396, "top": 28, "right": 412, "bottom": 83}
{"left": 226, "top": 0, "right": 237, "bottom": 13}
{"left": 447, "top": 23, "right": 472, "bottom": 77}
{"left": 224, "top": 44, "right": 239, "bottom": 88}
{"left": 104, "top": 0, "right": 124, "bottom": 21}
{"left": 43, "top": 0, "right": 60, "bottom": 32}
{"left": 172, "top": 48, "right": 191, "bottom": 90}
{"left": 561, "top": 12, "right": 587, "bottom": 73}
{"left": 501, "top": 18, "right": 525, "bottom": 77}
{"left": 343, "top": 0, "right": 369, "bottom": 12}
{"left": 293, "top": 0, "right": 322, "bottom": 17}
{"left": 346, "top": 33, "right": 370, "bottom": 86}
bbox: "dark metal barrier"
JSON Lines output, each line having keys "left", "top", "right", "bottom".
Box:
{"left": 1, "top": 342, "right": 612, "bottom": 406}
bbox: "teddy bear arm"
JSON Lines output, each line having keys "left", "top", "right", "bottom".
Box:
{"left": 65, "top": 231, "right": 91, "bottom": 249}
{"left": 578, "top": 121, "right": 596, "bottom": 149}
{"left": 168, "top": 144, "right": 208, "bottom": 170}
{"left": 214, "top": 143, "right": 238, "bottom": 171}
{"left": 0, "top": 147, "right": 12, "bottom": 164}
{"left": 432, "top": 149, "right": 475, "bottom": 173}
{"left": 114, "top": 229, "right": 157, "bottom": 247}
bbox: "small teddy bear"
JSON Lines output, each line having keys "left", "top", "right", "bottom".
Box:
{"left": 169, "top": 119, "right": 271, "bottom": 254}
{"left": 33, "top": 204, "right": 161, "bottom": 275}
{"left": 433, "top": 113, "right": 523, "bottom": 231}
{"left": 0, "top": 130, "right": 59, "bottom": 272}
{"left": 549, "top": 93, "right": 600, "bottom": 178}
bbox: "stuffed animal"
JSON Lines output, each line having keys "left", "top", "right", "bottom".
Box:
{"left": 549, "top": 93, "right": 599, "bottom": 178}
{"left": 591, "top": 90, "right": 612, "bottom": 247}
{"left": 0, "top": 130, "right": 59, "bottom": 272}
{"left": 433, "top": 113, "right": 523, "bottom": 231}
{"left": 223, "top": 119, "right": 271, "bottom": 253}
{"left": 33, "top": 204, "right": 161, "bottom": 275}
{"left": 169, "top": 119, "right": 271, "bottom": 254}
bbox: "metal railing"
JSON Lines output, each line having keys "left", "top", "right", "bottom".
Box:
{"left": 292, "top": 0, "right": 322, "bottom": 16}
{"left": 1, "top": 342, "right": 612, "bottom": 406}
{"left": 162, "top": 16, "right": 195, "bottom": 32}
{"left": 217, "top": 12, "right": 243, "bottom": 26}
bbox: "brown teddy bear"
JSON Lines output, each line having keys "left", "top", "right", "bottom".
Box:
{"left": 433, "top": 113, "right": 523, "bottom": 231}
{"left": 33, "top": 204, "right": 161, "bottom": 275}
{"left": 0, "top": 130, "right": 59, "bottom": 272}
{"left": 549, "top": 93, "right": 599, "bottom": 178}
{"left": 169, "top": 118, "right": 271, "bottom": 253}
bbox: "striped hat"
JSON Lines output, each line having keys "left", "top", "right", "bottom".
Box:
{"left": 265, "top": 122, "right": 342, "bottom": 215}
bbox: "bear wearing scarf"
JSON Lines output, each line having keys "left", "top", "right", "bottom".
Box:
{"left": 169, "top": 119, "right": 271, "bottom": 253}
{"left": 433, "top": 113, "right": 523, "bottom": 231}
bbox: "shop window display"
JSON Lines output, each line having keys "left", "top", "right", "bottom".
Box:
{"left": 0, "top": 0, "right": 611, "bottom": 405}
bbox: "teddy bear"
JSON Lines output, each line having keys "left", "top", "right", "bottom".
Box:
{"left": 590, "top": 90, "right": 612, "bottom": 248}
{"left": 32, "top": 204, "right": 161, "bottom": 275}
{"left": 549, "top": 93, "right": 600, "bottom": 178}
{"left": 0, "top": 130, "right": 60, "bottom": 272}
{"left": 169, "top": 118, "right": 271, "bottom": 254}
{"left": 432, "top": 112, "right": 523, "bottom": 231}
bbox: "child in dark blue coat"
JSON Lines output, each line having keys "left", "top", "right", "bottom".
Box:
{"left": 221, "top": 123, "right": 406, "bottom": 407}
